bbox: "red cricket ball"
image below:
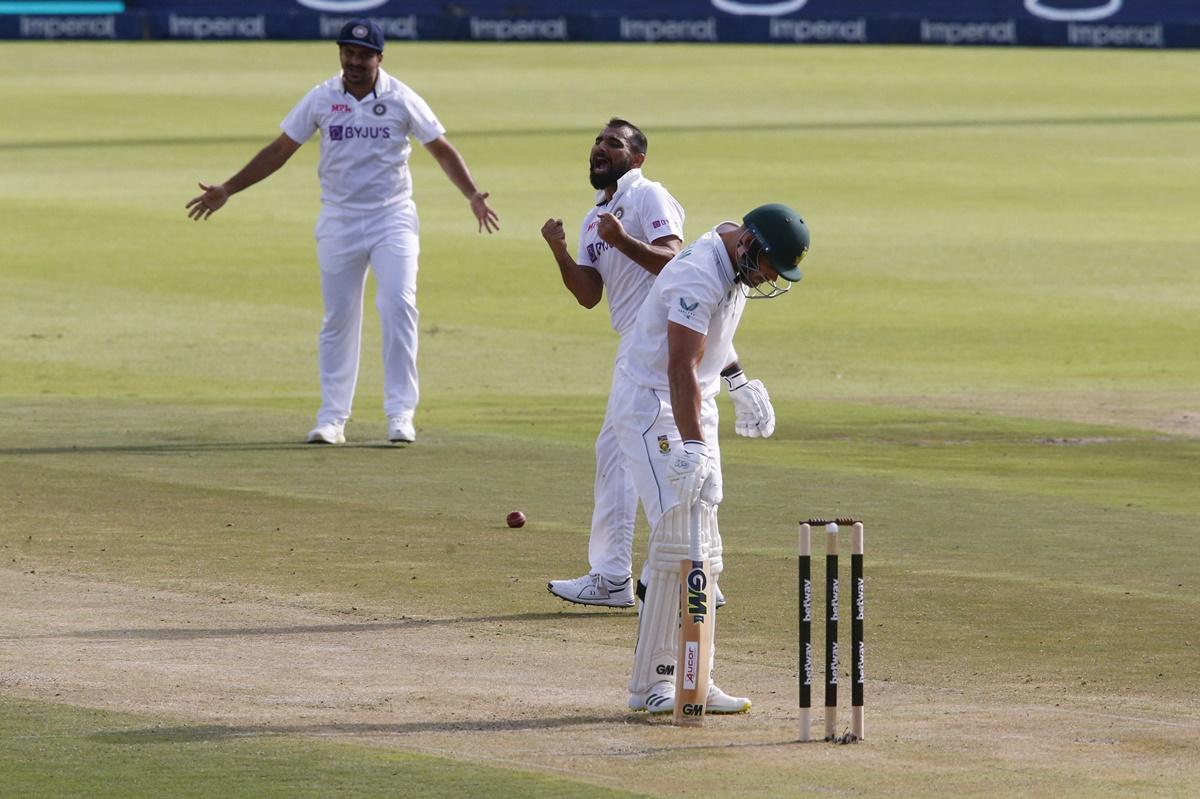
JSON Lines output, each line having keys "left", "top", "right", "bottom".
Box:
{"left": 506, "top": 510, "right": 527, "bottom": 528}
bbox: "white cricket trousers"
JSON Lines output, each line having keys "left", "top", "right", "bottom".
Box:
{"left": 610, "top": 370, "right": 722, "bottom": 538}
{"left": 313, "top": 200, "right": 420, "bottom": 425}
{"left": 589, "top": 357, "right": 639, "bottom": 581}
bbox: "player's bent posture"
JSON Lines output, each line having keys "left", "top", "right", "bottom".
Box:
{"left": 613, "top": 203, "right": 809, "bottom": 715}
{"left": 187, "top": 19, "right": 499, "bottom": 445}
{"left": 542, "top": 121, "right": 778, "bottom": 609}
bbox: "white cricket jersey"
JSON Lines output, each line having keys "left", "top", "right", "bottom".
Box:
{"left": 576, "top": 168, "right": 685, "bottom": 340}
{"left": 280, "top": 68, "right": 446, "bottom": 211}
{"left": 623, "top": 225, "right": 746, "bottom": 399}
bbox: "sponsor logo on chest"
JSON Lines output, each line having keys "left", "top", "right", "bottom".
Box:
{"left": 585, "top": 239, "right": 612, "bottom": 263}
{"left": 328, "top": 125, "right": 392, "bottom": 141}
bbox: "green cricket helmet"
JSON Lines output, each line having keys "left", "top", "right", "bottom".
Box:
{"left": 737, "top": 203, "right": 810, "bottom": 298}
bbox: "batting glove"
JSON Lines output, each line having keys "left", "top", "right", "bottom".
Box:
{"left": 724, "top": 370, "right": 776, "bottom": 438}
{"left": 667, "top": 440, "right": 712, "bottom": 510}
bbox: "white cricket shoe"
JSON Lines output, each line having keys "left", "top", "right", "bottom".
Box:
{"left": 628, "top": 680, "right": 676, "bottom": 714}
{"left": 628, "top": 680, "right": 751, "bottom": 715}
{"left": 714, "top": 582, "right": 726, "bottom": 609}
{"left": 706, "top": 683, "right": 752, "bottom": 714}
{"left": 306, "top": 421, "right": 345, "bottom": 445}
{"left": 548, "top": 573, "right": 634, "bottom": 607}
{"left": 388, "top": 414, "right": 415, "bottom": 443}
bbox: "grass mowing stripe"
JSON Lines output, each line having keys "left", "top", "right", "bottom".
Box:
{"left": 0, "top": 698, "right": 651, "bottom": 799}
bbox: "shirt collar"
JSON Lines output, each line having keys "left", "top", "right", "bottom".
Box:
{"left": 594, "top": 167, "right": 643, "bottom": 207}
{"left": 711, "top": 223, "right": 739, "bottom": 287}
{"left": 341, "top": 68, "right": 385, "bottom": 99}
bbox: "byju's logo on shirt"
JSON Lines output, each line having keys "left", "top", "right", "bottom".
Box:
{"left": 651, "top": 219, "right": 669, "bottom": 230}
{"left": 586, "top": 240, "right": 612, "bottom": 263}
{"left": 328, "top": 125, "right": 392, "bottom": 141}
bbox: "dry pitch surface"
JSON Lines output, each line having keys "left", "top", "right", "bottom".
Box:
{"left": 3, "top": 565, "right": 1197, "bottom": 798}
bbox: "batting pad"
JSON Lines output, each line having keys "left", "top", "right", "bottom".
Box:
{"left": 629, "top": 502, "right": 723, "bottom": 696}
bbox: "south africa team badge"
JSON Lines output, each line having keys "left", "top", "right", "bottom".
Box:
{"left": 658, "top": 435, "right": 670, "bottom": 454}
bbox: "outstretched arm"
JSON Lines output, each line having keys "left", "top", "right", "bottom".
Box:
{"left": 186, "top": 133, "right": 302, "bottom": 221}
{"left": 424, "top": 135, "right": 500, "bottom": 233}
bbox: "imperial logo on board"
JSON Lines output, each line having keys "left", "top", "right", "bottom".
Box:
{"left": 1068, "top": 23, "right": 1163, "bottom": 46}
{"left": 920, "top": 19, "right": 1017, "bottom": 45}
{"left": 20, "top": 16, "right": 116, "bottom": 39}
{"left": 319, "top": 15, "right": 416, "bottom": 39}
{"left": 620, "top": 18, "right": 717, "bottom": 43}
{"left": 469, "top": 17, "right": 567, "bottom": 41}
{"left": 770, "top": 18, "right": 867, "bottom": 44}
{"left": 168, "top": 15, "right": 266, "bottom": 40}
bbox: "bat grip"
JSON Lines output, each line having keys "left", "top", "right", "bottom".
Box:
{"left": 688, "top": 500, "right": 703, "bottom": 562}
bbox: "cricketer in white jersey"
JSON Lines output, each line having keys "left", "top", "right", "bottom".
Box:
{"left": 540, "top": 120, "right": 684, "bottom": 607}
{"left": 616, "top": 204, "right": 809, "bottom": 714}
{"left": 187, "top": 19, "right": 499, "bottom": 445}
{"left": 542, "top": 121, "right": 781, "bottom": 610}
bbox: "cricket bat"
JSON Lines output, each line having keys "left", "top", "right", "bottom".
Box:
{"left": 674, "top": 499, "right": 712, "bottom": 726}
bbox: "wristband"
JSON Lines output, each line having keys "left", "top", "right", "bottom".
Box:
{"left": 722, "top": 370, "right": 748, "bottom": 391}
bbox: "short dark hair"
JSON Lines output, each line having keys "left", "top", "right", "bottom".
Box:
{"left": 607, "top": 118, "right": 647, "bottom": 156}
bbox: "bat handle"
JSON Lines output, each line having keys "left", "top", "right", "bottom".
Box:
{"left": 688, "top": 499, "right": 703, "bottom": 562}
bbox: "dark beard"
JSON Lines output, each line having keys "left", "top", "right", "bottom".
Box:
{"left": 589, "top": 162, "right": 629, "bottom": 191}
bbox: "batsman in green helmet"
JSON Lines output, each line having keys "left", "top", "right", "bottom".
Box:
{"left": 608, "top": 202, "right": 809, "bottom": 716}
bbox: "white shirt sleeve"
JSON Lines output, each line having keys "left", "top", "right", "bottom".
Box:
{"left": 638, "top": 184, "right": 685, "bottom": 244}
{"left": 402, "top": 88, "right": 446, "bottom": 145}
{"left": 279, "top": 86, "right": 320, "bottom": 144}
{"left": 664, "top": 269, "right": 719, "bottom": 336}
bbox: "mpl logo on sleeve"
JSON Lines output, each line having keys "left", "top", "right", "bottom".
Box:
{"left": 1025, "top": 0, "right": 1122, "bottom": 22}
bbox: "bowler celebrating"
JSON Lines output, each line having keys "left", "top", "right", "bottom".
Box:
{"left": 187, "top": 19, "right": 499, "bottom": 445}
{"left": 542, "top": 120, "right": 779, "bottom": 610}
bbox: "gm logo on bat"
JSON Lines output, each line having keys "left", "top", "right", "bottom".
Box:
{"left": 687, "top": 566, "right": 708, "bottom": 622}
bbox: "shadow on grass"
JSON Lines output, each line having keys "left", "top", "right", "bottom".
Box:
{"left": 14, "top": 611, "right": 626, "bottom": 642}
{"left": 91, "top": 714, "right": 640, "bottom": 744}
{"left": 89, "top": 716, "right": 807, "bottom": 748}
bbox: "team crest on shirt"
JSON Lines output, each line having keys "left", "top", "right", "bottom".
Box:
{"left": 657, "top": 435, "right": 670, "bottom": 454}
{"left": 613, "top": 207, "right": 624, "bottom": 220}
{"left": 373, "top": 103, "right": 386, "bottom": 116}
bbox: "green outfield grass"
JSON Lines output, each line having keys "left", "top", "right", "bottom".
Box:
{"left": 1, "top": 42, "right": 1198, "bottom": 797}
